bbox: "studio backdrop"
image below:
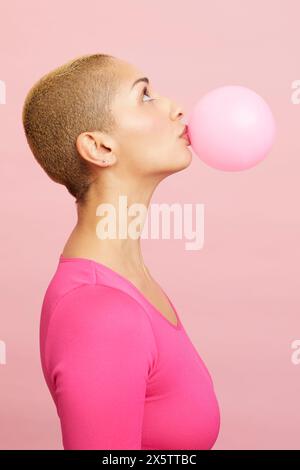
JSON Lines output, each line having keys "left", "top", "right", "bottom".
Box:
{"left": 0, "top": 0, "right": 299, "bottom": 450}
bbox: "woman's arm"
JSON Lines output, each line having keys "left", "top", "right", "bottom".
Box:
{"left": 43, "top": 284, "right": 158, "bottom": 450}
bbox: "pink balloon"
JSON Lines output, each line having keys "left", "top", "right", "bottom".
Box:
{"left": 187, "top": 86, "right": 276, "bottom": 171}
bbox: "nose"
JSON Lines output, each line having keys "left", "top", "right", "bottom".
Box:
{"left": 178, "top": 110, "right": 184, "bottom": 120}
{"left": 172, "top": 101, "right": 184, "bottom": 121}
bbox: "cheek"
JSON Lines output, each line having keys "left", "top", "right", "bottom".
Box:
{"left": 116, "top": 109, "right": 174, "bottom": 165}
{"left": 136, "top": 116, "right": 163, "bottom": 138}
{"left": 120, "top": 106, "right": 166, "bottom": 137}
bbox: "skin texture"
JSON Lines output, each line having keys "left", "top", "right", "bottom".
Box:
{"left": 62, "top": 58, "right": 192, "bottom": 285}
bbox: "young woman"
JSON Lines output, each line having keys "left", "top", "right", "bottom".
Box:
{"left": 22, "top": 53, "right": 220, "bottom": 450}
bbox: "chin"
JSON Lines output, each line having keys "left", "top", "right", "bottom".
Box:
{"left": 173, "top": 147, "right": 193, "bottom": 172}
{"left": 155, "top": 147, "right": 193, "bottom": 178}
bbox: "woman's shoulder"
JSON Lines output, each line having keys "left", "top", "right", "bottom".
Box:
{"left": 43, "top": 278, "right": 154, "bottom": 326}
{"left": 41, "top": 280, "right": 157, "bottom": 351}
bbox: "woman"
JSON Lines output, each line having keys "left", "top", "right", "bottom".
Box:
{"left": 22, "top": 53, "right": 220, "bottom": 450}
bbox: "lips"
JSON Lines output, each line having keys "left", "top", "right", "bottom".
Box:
{"left": 179, "top": 125, "right": 191, "bottom": 145}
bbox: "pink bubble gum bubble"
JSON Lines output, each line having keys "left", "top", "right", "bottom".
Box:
{"left": 187, "top": 85, "right": 276, "bottom": 171}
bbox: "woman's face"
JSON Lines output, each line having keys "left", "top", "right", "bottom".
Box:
{"left": 109, "top": 60, "right": 192, "bottom": 178}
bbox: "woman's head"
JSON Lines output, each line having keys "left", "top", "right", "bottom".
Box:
{"left": 22, "top": 53, "right": 191, "bottom": 206}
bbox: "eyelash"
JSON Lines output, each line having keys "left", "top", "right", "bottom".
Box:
{"left": 142, "top": 86, "right": 154, "bottom": 102}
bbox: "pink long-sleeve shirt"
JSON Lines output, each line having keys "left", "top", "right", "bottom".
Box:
{"left": 39, "top": 255, "right": 221, "bottom": 450}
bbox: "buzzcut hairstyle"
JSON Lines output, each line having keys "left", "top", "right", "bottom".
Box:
{"left": 22, "top": 53, "right": 120, "bottom": 205}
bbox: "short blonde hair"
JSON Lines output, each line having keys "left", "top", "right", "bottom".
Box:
{"left": 22, "top": 53, "right": 119, "bottom": 205}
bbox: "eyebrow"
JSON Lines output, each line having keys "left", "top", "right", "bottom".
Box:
{"left": 131, "top": 77, "right": 149, "bottom": 90}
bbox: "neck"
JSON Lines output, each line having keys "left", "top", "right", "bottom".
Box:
{"left": 64, "top": 174, "right": 162, "bottom": 279}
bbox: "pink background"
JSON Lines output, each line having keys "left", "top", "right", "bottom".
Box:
{"left": 0, "top": 0, "right": 299, "bottom": 450}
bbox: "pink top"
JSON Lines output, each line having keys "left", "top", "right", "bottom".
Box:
{"left": 39, "top": 255, "right": 220, "bottom": 450}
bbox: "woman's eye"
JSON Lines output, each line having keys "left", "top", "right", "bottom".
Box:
{"left": 142, "top": 86, "right": 154, "bottom": 102}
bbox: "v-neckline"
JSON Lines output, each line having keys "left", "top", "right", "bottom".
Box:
{"left": 59, "top": 254, "right": 182, "bottom": 331}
